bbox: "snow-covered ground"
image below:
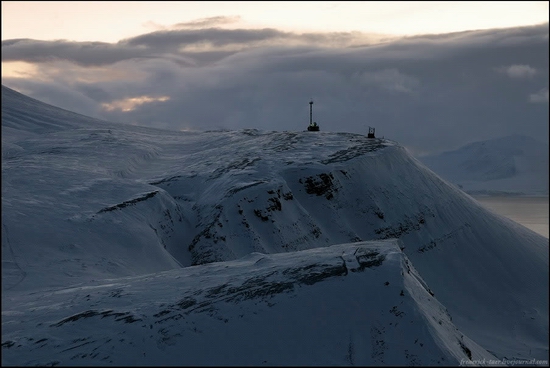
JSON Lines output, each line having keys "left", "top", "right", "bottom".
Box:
{"left": 418, "top": 135, "right": 549, "bottom": 196}
{"left": 2, "top": 85, "right": 548, "bottom": 365}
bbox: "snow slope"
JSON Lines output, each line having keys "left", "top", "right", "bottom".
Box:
{"left": 2, "top": 240, "right": 500, "bottom": 366}
{"left": 418, "top": 135, "right": 549, "bottom": 196}
{"left": 2, "top": 85, "right": 548, "bottom": 365}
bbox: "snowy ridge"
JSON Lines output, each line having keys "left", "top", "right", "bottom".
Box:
{"left": 2, "top": 85, "right": 548, "bottom": 365}
{"left": 2, "top": 240, "right": 497, "bottom": 366}
{"left": 419, "top": 135, "right": 549, "bottom": 196}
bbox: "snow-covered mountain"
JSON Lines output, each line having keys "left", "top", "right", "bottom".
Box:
{"left": 418, "top": 135, "right": 549, "bottom": 196}
{"left": 2, "top": 85, "right": 548, "bottom": 365}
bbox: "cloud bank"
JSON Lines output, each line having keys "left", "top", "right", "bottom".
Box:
{"left": 2, "top": 22, "right": 548, "bottom": 155}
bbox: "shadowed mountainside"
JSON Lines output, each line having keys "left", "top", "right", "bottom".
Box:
{"left": 2, "top": 85, "right": 548, "bottom": 364}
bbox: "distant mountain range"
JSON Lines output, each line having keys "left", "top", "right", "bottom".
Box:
{"left": 418, "top": 135, "right": 549, "bottom": 196}
{"left": 2, "top": 85, "right": 548, "bottom": 365}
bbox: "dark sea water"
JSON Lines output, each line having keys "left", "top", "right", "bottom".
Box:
{"left": 472, "top": 195, "right": 549, "bottom": 239}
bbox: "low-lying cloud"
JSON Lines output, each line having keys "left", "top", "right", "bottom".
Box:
{"left": 2, "top": 22, "right": 548, "bottom": 155}
{"left": 498, "top": 64, "right": 538, "bottom": 79}
{"left": 358, "top": 69, "right": 420, "bottom": 94}
{"left": 530, "top": 87, "right": 549, "bottom": 103}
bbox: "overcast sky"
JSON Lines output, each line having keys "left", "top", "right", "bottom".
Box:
{"left": 1, "top": 1, "right": 548, "bottom": 155}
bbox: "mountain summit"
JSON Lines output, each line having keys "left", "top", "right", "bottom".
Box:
{"left": 2, "top": 85, "right": 548, "bottom": 365}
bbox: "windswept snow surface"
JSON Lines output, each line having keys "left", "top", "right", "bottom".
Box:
{"left": 2, "top": 240, "right": 498, "bottom": 366}
{"left": 418, "top": 135, "right": 549, "bottom": 196}
{"left": 2, "top": 85, "right": 548, "bottom": 365}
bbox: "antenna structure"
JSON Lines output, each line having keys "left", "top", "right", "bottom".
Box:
{"left": 309, "top": 100, "right": 313, "bottom": 125}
